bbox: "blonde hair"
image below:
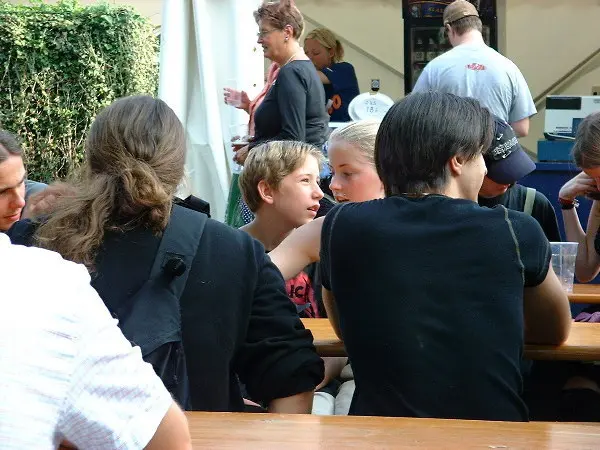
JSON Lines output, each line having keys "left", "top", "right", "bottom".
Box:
{"left": 328, "top": 119, "right": 380, "bottom": 165}
{"left": 305, "top": 28, "right": 344, "bottom": 63}
{"left": 35, "top": 95, "right": 186, "bottom": 270}
{"left": 239, "top": 140, "right": 324, "bottom": 212}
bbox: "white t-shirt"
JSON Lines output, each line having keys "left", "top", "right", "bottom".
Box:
{"left": 413, "top": 41, "right": 536, "bottom": 123}
{"left": 0, "top": 234, "right": 173, "bottom": 449}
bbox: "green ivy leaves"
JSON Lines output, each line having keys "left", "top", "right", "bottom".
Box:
{"left": 0, "top": 0, "right": 159, "bottom": 183}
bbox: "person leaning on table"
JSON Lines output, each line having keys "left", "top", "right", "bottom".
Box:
{"left": 319, "top": 91, "right": 571, "bottom": 421}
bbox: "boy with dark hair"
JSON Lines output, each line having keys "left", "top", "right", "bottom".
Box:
{"left": 320, "top": 91, "right": 571, "bottom": 420}
{"left": 0, "top": 130, "right": 46, "bottom": 231}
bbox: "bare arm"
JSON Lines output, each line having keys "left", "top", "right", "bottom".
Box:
{"left": 322, "top": 287, "right": 342, "bottom": 339}
{"left": 145, "top": 402, "right": 191, "bottom": 450}
{"left": 317, "top": 70, "right": 331, "bottom": 85}
{"left": 523, "top": 264, "right": 571, "bottom": 345}
{"left": 269, "top": 217, "right": 324, "bottom": 280}
{"left": 510, "top": 117, "right": 530, "bottom": 137}
{"left": 316, "top": 356, "right": 349, "bottom": 390}
{"left": 268, "top": 391, "right": 314, "bottom": 413}
{"left": 559, "top": 172, "right": 600, "bottom": 282}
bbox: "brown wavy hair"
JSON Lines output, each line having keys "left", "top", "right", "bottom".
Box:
{"left": 573, "top": 112, "right": 600, "bottom": 169}
{"left": 34, "top": 95, "right": 186, "bottom": 270}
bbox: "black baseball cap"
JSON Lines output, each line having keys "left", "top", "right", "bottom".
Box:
{"left": 485, "top": 117, "right": 535, "bottom": 185}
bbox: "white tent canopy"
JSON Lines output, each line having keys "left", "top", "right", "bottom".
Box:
{"left": 158, "top": 0, "right": 264, "bottom": 221}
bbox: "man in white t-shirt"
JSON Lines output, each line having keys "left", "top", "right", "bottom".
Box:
{"left": 0, "top": 234, "right": 191, "bottom": 449}
{"left": 413, "top": 0, "right": 536, "bottom": 137}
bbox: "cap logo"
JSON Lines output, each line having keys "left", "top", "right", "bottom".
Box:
{"left": 490, "top": 136, "right": 518, "bottom": 160}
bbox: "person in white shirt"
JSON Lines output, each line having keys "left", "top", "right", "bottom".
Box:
{"left": 0, "top": 234, "right": 190, "bottom": 450}
{"left": 412, "top": 0, "right": 536, "bottom": 137}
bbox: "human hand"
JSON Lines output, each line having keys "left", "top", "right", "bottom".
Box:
{"left": 559, "top": 172, "right": 598, "bottom": 201}
{"left": 223, "top": 88, "right": 250, "bottom": 111}
{"left": 316, "top": 357, "right": 348, "bottom": 391}
{"left": 232, "top": 135, "right": 253, "bottom": 151}
{"left": 233, "top": 145, "right": 249, "bottom": 165}
{"left": 21, "top": 182, "right": 76, "bottom": 220}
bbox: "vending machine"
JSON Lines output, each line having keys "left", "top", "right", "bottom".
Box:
{"left": 402, "top": 0, "right": 498, "bottom": 94}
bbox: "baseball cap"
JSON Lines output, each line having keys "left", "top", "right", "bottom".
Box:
{"left": 485, "top": 117, "right": 536, "bottom": 185}
{"left": 443, "top": 0, "right": 479, "bottom": 25}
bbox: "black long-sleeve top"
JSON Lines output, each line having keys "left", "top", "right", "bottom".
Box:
{"left": 250, "top": 60, "right": 328, "bottom": 149}
{"left": 8, "top": 216, "right": 324, "bottom": 411}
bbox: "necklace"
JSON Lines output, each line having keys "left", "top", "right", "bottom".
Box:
{"left": 282, "top": 50, "right": 300, "bottom": 67}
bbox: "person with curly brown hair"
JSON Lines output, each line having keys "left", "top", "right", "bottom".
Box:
{"left": 7, "top": 94, "right": 324, "bottom": 414}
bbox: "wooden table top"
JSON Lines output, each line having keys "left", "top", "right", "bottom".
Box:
{"left": 570, "top": 284, "right": 600, "bottom": 303}
{"left": 186, "top": 412, "right": 600, "bottom": 449}
{"left": 302, "top": 319, "right": 600, "bottom": 361}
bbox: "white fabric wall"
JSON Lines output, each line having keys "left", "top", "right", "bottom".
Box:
{"left": 159, "top": 0, "right": 264, "bottom": 221}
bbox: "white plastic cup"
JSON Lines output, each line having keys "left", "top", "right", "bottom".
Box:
{"left": 550, "top": 242, "right": 579, "bottom": 292}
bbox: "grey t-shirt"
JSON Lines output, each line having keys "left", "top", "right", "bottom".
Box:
{"left": 25, "top": 179, "right": 47, "bottom": 201}
{"left": 413, "top": 42, "right": 536, "bottom": 123}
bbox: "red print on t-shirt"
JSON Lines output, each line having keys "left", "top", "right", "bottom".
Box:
{"left": 466, "top": 63, "right": 486, "bottom": 71}
{"left": 285, "top": 271, "right": 320, "bottom": 318}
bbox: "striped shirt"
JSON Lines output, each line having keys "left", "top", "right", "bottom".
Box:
{"left": 0, "top": 234, "right": 173, "bottom": 449}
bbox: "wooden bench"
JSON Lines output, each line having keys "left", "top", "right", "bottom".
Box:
{"left": 302, "top": 319, "right": 600, "bottom": 361}
{"left": 186, "top": 412, "right": 600, "bottom": 449}
{"left": 570, "top": 284, "right": 600, "bottom": 303}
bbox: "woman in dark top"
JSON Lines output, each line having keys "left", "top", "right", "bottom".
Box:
{"left": 233, "top": 0, "right": 328, "bottom": 165}
{"left": 7, "top": 95, "right": 324, "bottom": 413}
{"left": 304, "top": 27, "right": 360, "bottom": 123}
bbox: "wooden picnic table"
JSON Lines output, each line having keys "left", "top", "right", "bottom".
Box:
{"left": 186, "top": 412, "right": 600, "bottom": 449}
{"left": 570, "top": 283, "right": 600, "bottom": 303}
{"left": 302, "top": 319, "right": 600, "bottom": 361}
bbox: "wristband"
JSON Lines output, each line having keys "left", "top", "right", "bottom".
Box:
{"left": 558, "top": 197, "right": 579, "bottom": 210}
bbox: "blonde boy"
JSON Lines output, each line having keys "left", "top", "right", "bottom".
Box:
{"left": 239, "top": 140, "right": 324, "bottom": 317}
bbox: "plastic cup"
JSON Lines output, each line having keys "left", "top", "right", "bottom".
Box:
{"left": 550, "top": 242, "right": 579, "bottom": 292}
{"left": 229, "top": 124, "right": 248, "bottom": 144}
{"left": 224, "top": 79, "right": 243, "bottom": 108}
{"left": 229, "top": 124, "right": 248, "bottom": 174}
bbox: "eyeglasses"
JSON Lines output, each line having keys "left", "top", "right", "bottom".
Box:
{"left": 257, "top": 28, "right": 277, "bottom": 38}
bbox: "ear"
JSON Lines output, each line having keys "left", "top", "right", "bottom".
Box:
{"left": 448, "top": 154, "right": 464, "bottom": 177}
{"left": 445, "top": 24, "right": 453, "bottom": 38}
{"left": 283, "top": 24, "right": 294, "bottom": 40}
{"left": 257, "top": 179, "right": 276, "bottom": 205}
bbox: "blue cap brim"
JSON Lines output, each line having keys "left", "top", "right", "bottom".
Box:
{"left": 485, "top": 147, "right": 536, "bottom": 185}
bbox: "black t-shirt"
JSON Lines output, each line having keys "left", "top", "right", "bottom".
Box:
{"left": 251, "top": 60, "right": 328, "bottom": 149}
{"left": 8, "top": 217, "right": 324, "bottom": 412}
{"left": 320, "top": 195, "right": 551, "bottom": 421}
{"left": 479, "top": 183, "right": 561, "bottom": 242}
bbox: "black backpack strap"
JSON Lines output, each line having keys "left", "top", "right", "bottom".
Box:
{"left": 119, "top": 204, "right": 207, "bottom": 355}
{"left": 150, "top": 204, "right": 207, "bottom": 298}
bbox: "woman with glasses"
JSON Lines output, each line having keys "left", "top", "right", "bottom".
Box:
{"left": 233, "top": 0, "right": 328, "bottom": 166}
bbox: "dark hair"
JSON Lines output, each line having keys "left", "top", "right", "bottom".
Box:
{"left": 573, "top": 112, "right": 600, "bottom": 169}
{"left": 0, "top": 130, "right": 23, "bottom": 163}
{"left": 449, "top": 16, "right": 483, "bottom": 35}
{"left": 254, "top": 0, "right": 304, "bottom": 39}
{"left": 375, "top": 91, "right": 493, "bottom": 197}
